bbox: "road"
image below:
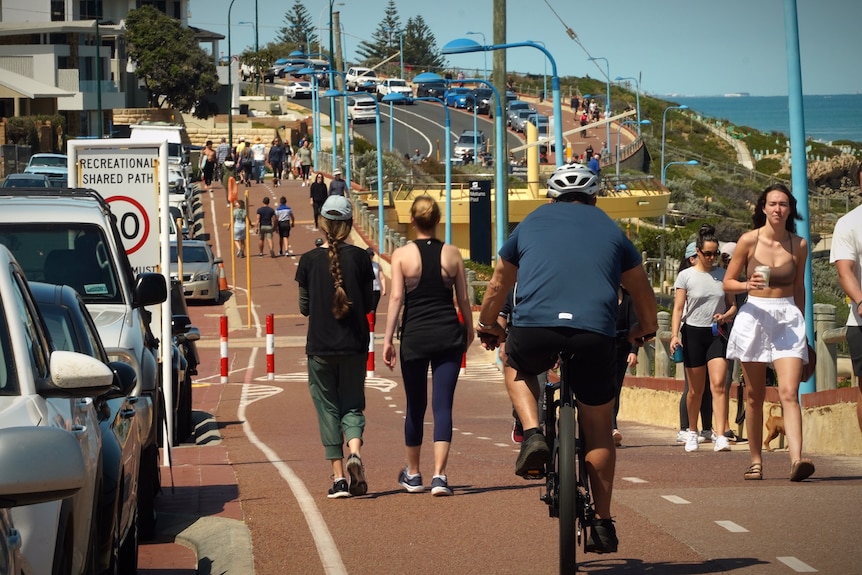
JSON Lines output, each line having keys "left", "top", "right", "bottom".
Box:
{"left": 177, "top": 178, "right": 862, "bottom": 575}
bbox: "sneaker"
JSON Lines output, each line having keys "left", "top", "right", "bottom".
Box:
{"left": 327, "top": 478, "right": 350, "bottom": 499}
{"left": 684, "top": 430, "right": 699, "bottom": 452}
{"left": 584, "top": 518, "right": 618, "bottom": 554}
{"left": 515, "top": 433, "right": 549, "bottom": 477}
{"left": 714, "top": 435, "right": 731, "bottom": 452}
{"left": 724, "top": 429, "right": 740, "bottom": 442}
{"left": 612, "top": 429, "right": 623, "bottom": 447}
{"left": 346, "top": 454, "right": 367, "bottom": 496}
{"left": 511, "top": 418, "right": 524, "bottom": 444}
{"left": 676, "top": 430, "right": 705, "bottom": 444}
{"left": 430, "top": 475, "right": 453, "bottom": 496}
{"left": 700, "top": 430, "right": 717, "bottom": 442}
{"left": 398, "top": 468, "right": 425, "bottom": 493}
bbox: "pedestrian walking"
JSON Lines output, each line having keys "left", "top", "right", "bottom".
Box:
{"left": 228, "top": 199, "right": 250, "bottom": 258}
{"left": 382, "top": 196, "right": 474, "bottom": 496}
{"left": 251, "top": 136, "right": 266, "bottom": 184}
{"left": 367, "top": 247, "right": 386, "bottom": 312}
{"left": 298, "top": 140, "right": 313, "bottom": 186}
{"left": 296, "top": 195, "right": 374, "bottom": 498}
{"left": 723, "top": 184, "right": 814, "bottom": 482}
{"left": 309, "top": 172, "right": 328, "bottom": 230}
{"left": 328, "top": 169, "right": 348, "bottom": 196}
{"left": 612, "top": 286, "right": 639, "bottom": 447}
{"left": 254, "top": 196, "right": 277, "bottom": 258}
{"left": 201, "top": 140, "right": 217, "bottom": 192}
{"left": 267, "top": 139, "right": 286, "bottom": 188}
{"left": 275, "top": 195, "right": 295, "bottom": 256}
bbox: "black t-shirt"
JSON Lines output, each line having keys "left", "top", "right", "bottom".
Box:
{"left": 296, "top": 244, "right": 374, "bottom": 355}
{"left": 257, "top": 205, "right": 275, "bottom": 226}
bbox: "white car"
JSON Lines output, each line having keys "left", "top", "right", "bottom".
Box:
{"left": 347, "top": 94, "right": 379, "bottom": 124}
{"left": 170, "top": 240, "right": 223, "bottom": 303}
{"left": 376, "top": 78, "right": 414, "bottom": 104}
{"left": 285, "top": 81, "right": 313, "bottom": 99}
{"left": 0, "top": 244, "right": 115, "bottom": 575}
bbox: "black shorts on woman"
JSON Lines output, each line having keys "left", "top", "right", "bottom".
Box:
{"left": 505, "top": 326, "right": 615, "bottom": 406}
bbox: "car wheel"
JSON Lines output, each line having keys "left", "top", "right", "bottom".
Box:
{"left": 117, "top": 511, "right": 138, "bottom": 573}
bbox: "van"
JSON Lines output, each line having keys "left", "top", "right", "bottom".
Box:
{"left": 129, "top": 123, "right": 190, "bottom": 176}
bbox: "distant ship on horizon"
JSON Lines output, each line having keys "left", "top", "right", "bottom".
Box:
{"left": 723, "top": 92, "right": 750, "bottom": 97}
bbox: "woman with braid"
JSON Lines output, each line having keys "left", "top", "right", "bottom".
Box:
{"left": 383, "top": 196, "right": 474, "bottom": 496}
{"left": 296, "top": 195, "right": 375, "bottom": 498}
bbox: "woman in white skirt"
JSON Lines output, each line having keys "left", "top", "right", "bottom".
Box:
{"left": 723, "top": 183, "right": 813, "bottom": 482}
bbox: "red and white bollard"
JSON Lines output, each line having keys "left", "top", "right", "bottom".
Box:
{"left": 266, "top": 313, "right": 275, "bottom": 381}
{"left": 220, "top": 315, "right": 229, "bottom": 384}
{"left": 366, "top": 311, "right": 375, "bottom": 378}
{"left": 457, "top": 308, "right": 466, "bottom": 376}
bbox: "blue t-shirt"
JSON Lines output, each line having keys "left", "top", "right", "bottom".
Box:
{"left": 499, "top": 202, "right": 641, "bottom": 337}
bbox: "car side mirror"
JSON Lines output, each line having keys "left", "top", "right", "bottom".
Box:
{"left": 106, "top": 360, "right": 137, "bottom": 397}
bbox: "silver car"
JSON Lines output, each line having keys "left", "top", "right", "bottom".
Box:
{"left": 170, "top": 240, "right": 223, "bottom": 303}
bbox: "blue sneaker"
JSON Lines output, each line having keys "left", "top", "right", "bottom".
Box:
{"left": 398, "top": 468, "right": 425, "bottom": 493}
{"left": 431, "top": 475, "right": 453, "bottom": 496}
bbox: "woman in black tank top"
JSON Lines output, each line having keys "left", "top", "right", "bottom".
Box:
{"left": 723, "top": 184, "right": 814, "bottom": 482}
{"left": 382, "top": 196, "right": 474, "bottom": 496}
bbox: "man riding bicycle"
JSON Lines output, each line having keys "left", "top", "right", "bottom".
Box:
{"left": 475, "top": 162, "right": 657, "bottom": 554}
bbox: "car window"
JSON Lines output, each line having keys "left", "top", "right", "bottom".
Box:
{"left": 170, "top": 245, "right": 210, "bottom": 263}
{"left": 0, "top": 287, "right": 19, "bottom": 395}
{"left": 29, "top": 156, "right": 66, "bottom": 167}
{"left": 10, "top": 269, "right": 50, "bottom": 381}
{"left": 0, "top": 224, "right": 122, "bottom": 304}
{"left": 39, "top": 304, "right": 77, "bottom": 353}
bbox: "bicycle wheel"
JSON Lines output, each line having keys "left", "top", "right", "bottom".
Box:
{"left": 558, "top": 403, "right": 576, "bottom": 573}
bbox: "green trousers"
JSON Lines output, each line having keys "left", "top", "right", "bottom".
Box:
{"left": 307, "top": 353, "right": 367, "bottom": 460}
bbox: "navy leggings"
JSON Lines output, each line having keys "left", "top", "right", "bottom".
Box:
{"left": 401, "top": 351, "right": 462, "bottom": 446}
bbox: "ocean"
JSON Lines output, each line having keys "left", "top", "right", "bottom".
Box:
{"left": 670, "top": 94, "right": 862, "bottom": 145}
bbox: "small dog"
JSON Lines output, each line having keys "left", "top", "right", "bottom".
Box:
{"left": 763, "top": 405, "right": 786, "bottom": 452}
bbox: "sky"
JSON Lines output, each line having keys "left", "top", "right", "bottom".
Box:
{"left": 189, "top": 0, "right": 861, "bottom": 97}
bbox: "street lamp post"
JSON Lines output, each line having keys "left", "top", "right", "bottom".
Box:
{"left": 227, "top": 0, "right": 239, "bottom": 147}
{"left": 661, "top": 105, "right": 689, "bottom": 186}
{"left": 465, "top": 31, "right": 487, "bottom": 79}
{"left": 614, "top": 76, "right": 642, "bottom": 135}
{"left": 443, "top": 38, "right": 564, "bottom": 170}
{"left": 532, "top": 40, "right": 547, "bottom": 104}
{"left": 616, "top": 119, "right": 650, "bottom": 177}
{"left": 306, "top": 61, "right": 349, "bottom": 182}
{"left": 413, "top": 72, "right": 505, "bottom": 253}
{"left": 588, "top": 56, "right": 611, "bottom": 160}
{"left": 659, "top": 159, "right": 699, "bottom": 287}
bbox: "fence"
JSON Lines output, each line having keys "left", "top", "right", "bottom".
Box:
{"left": 0, "top": 144, "right": 34, "bottom": 178}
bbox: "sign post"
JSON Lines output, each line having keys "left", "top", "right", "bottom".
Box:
{"left": 469, "top": 179, "right": 492, "bottom": 265}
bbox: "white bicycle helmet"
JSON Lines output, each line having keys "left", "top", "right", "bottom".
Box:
{"left": 546, "top": 162, "right": 600, "bottom": 199}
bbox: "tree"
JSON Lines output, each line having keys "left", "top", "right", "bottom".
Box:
{"left": 403, "top": 15, "right": 445, "bottom": 73}
{"left": 125, "top": 5, "right": 221, "bottom": 118}
{"left": 277, "top": 0, "right": 317, "bottom": 54}
{"left": 355, "top": 0, "right": 401, "bottom": 64}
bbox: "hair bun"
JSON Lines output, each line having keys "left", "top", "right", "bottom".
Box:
{"left": 699, "top": 223, "right": 716, "bottom": 236}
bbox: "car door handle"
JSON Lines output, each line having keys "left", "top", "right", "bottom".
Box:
{"left": 71, "top": 424, "right": 87, "bottom": 435}
{"left": 121, "top": 408, "right": 136, "bottom": 419}
{"left": 127, "top": 396, "right": 140, "bottom": 405}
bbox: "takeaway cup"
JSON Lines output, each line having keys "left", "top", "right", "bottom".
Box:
{"left": 754, "top": 265, "right": 771, "bottom": 287}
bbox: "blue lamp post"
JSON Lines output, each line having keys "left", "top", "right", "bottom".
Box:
{"left": 465, "top": 31, "right": 487, "bottom": 79}
{"left": 325, "top": 88, "right": 390, "bottom": 253}
{"left": 588, "top": 56, "right": 611, "bottom": 158}
{"left": 413, "top": 72, "right": 506, "bottom": 253}
{"left": 659, "top": 159, "right": 699, "bottom": 287}
{"left": 615, "top": 119, "right": 650, "bottom": 177}
{"left": 614, "top": 75, "right": 642, "bottom": 135}
{"left": 443, "top": 37, "right": 564, "bottom": 169}
{"left": 661, "top": 105, "right": 689, "bottom": 186}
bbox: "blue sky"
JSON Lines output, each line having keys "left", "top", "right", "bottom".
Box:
{"left": 190, "top": 0, "right": 860, "bottom": 97}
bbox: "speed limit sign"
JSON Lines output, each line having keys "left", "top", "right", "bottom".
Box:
{"left": 105, "top": 195, "right": 151, "bottom": 255}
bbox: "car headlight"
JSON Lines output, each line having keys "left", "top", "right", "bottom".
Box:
{"left": 194, "top": 272, "right": 212, "bottom": 282}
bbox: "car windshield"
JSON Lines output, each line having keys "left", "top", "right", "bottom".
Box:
{"left": 390, "top": 80, "right": 408, "bottom": 87}
{"left": 457, "top": 135, "right": 483, "bottom": 145}
{"left": 170, "top": 245, "right": 210, "bottom": 264}
{"left": 474, "top": 89, "right": 492, "bottom": 98}
{"left": 0, "top": 306, "right": 19, "bottom": 395}
{"left": 2, "top": 176, "right": 49, "bottom": 187}
{"left": 0, "top": 224, "right": 122, "bottom": 303}
{"left": 29, "top": 156, "right": 66, "bottom": 168}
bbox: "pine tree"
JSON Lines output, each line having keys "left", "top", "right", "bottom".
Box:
{"left": 276, "top": 0, "right": 318, "bottom": 54}
{"left": 403, "top": 15, "right": 445, "bottom": 73}
{"left": 355, "top": 0, "right": 401, "bottom": 64}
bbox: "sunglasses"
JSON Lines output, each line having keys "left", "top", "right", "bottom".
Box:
{"left": 699, "top": 250, "right": 720, "bottom": 258}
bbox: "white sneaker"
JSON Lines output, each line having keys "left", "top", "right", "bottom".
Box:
{"left": 714, "top": 435, "right": 731, "bottom": 452}
{"left": 612, "top": 429, "right": 623, "bottom": 447}
{"left": 676, "top": 430, "right": 706, "bottom": 444}
{"left": 684, "top": 430, "right": 699, "bottom": 452}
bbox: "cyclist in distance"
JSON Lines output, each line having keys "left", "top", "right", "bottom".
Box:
{"left": 475, "top": 162, "right": 658, "bottom": 553}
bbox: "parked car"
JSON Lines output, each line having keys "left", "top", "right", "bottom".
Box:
{"left": 23, "top": 153, "right": 67, "bottom": 187}
{"left": 512, "top": 109, "right": 543, "bottom": 133}
{"left": 0, "top": 188, "right": 168, "bottom": 541}
{"left": 376, "top": 78, "right": 414, "bottom": 103}
{"left": 347, "top": 93, "right": 379, "bottom": 124}
{"left": 1, "top": 173, "right": 51, "bottom": 188}
{"left": 445, "top": 87, "right": 472, "bottom": 108}
{"left": 415, "top": 80, "right": 447, "bottom": 99}
{"left": 467, "top": 88, "right": 493, "bottom": 115}
{"left": 345, "top": 66, "right": 378, "bottom": 92}
{"left": 284, "top": 81, "right": 313, "bottom": 99}
{"left": 170, "top": 239, "right": 222, "bottom": 303}
{"left": 30, "top": 282, "right": 141, "bottom": 575}
{"left": 0, "top": 426, "right": 90, "bottom": 575}
{"left": 168, "top": 280, "right": 200, "bottom": 446}
{"left": 506, "top": 100, "right": 534, "bottom": 128}
{"left": 0, "top": 244, "right": 115, "bottom": 575}
{"left": 453, "top": 130, "right": 488, "bottom": 160}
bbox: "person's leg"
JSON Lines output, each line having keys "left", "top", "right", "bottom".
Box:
{"left": 429, "top": 352, "right": 461, "bottom": 477}
{"left": 679, "top": 371, "right": 689, "bottom": 433}
{"left": 400, "top": 357, "right": 429, "bottom": 475}
{"left": 579, "top": 400, "right": 615, "bottom": 520}
{"left": 258, "top": 231, "right": 264, "bottom": 255}
{"left": 507, "top": 368, "right": 541, "bottom": 430}
{"left": 307, "top": 355, "right": 347, "bottom": 470}
{"left": 685, "top": 365, "right": 707, "bottom": 433}
{"left": 772, "top": 356, "right": 804, "bottom": 463}
{"left": 707, "top": 357, "right": 728, "bottom": 437}
{"left": 742, "top": 362, "right": 767, "bottom": 467}
{"left": 337, "top": 353, "right": 367, "bottom": 455}
{"left": 612, "top": 348, "right": 628, "bottom": 430}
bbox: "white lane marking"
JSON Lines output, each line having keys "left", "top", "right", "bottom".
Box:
{"left": 621, "top": 477, "right": 648, "bottom": 484}
{"left": 715, "top": 520, "right": 748, "bottom": 533}
{"left": 494, "top": 443, "right": 509, "bottom": 447}
{"left": 777, "top": 557, "right": 818, "bottom": 572}
{"left": 661, "top": 495, "right": 690, "bottom": 504}
{"left": 461, "top": 431, "right": 474, "bottom": 436}
{"left": 239, "top": 379, "right": 347, "bottom": 575}
{"left": 476, "top": 436, "right": 492, "bottom": 440}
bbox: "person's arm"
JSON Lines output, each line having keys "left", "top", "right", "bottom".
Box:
{"left": 476, "top": 257, "right": 518, "bottom": 348}
{"left": 836, "top": 260, "right": 862, "bottom": 315}
{"left": 298, "top": 286, "right": 310, "bottom": 316}
{"left": 382, "top": 248, "right": 406, "bottom": 369}
{"left": 447, "top": 245, "right": 475, "bottom": 349}
{"left": 620, "top": 263, "right": 658, "bottom": 343}
{"left": 290, "top": 211, "right": 295, "bottom": 227}
{"left": 378, "top": 267, "right": 387, "bottom": 296}
{"left": 723, "top": 232, "right": 753, "bottom": 294}
{"left": 669, "top": 285, "right": 687, "bottom": 351}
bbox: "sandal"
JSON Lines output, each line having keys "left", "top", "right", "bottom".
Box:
{"left": 744, "top": 463, "right": 763, "bottom": 480}
{"left": 790, "top": 459, "right": 815, "bottom": 482}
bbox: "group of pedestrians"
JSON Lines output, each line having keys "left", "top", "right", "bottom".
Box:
{"left": 213, "top": 136, "right": 317, "bottom": 191}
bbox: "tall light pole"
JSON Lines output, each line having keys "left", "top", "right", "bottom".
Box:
{"left": 659, "top": 159, "right": 699, "bottom": 288}
{"left": 661, "top": 105, "right": 689, "bottom": 186}
{"left": 94, "top": 20, "right": 103, "bottom": 137}
{"left": 413, "top": 72, "right": 505, "bottom": 253}
{"left": 443, "top": 37, "right": 564, "bottom": 170}
{"left": 616, "top": 119, "right": 650, "bottom": 177}
{"left": 532, "top": 40, "right": 547, "bottom": 103}
{"left": 588, "top": 56, "right": 611, "bottom": 158}
{"left": 465, "top": 31, "right": 487, "bottom": 79}
{"left": 614, "top": 75, "right": 642, "bottom": 135}
{"left": 227, "top": 0, "right": 239, "bottom": 146}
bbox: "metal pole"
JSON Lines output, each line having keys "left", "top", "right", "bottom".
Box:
{"left": 254, "top": 0, "right": 259, "bottom": 95}
{"left": 227, "top": 0, "right": 236, "bottom": 147}
{"left": 374, "top": 102, "right": 385, "bottom": 251}
{"left": 389, "top": 100, "right": 394, "bottom": 153}
{"left": 784, "top": 0, "right": 814, "bottom": 393}
{"left": 399, "top": 32, "right": 404, "bottom": 79}
{"left": 95, "top": 20, "right": 102, "bottom": 137}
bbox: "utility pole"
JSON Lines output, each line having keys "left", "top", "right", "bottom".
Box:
{"left": 333, "top": 10, "right": 344, "bottom": 87}
{"left": 493, "top": 0, "right": 507, "bottom": 238}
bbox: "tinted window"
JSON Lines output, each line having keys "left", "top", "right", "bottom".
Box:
{"left": 170, "top": 245, "right": 210, "bottom": 263}
{"left": 0, "top": 285, "right": 19, "bottom": 395}
{"left": 10, "top": 270, "right": 50, "bottom": 381}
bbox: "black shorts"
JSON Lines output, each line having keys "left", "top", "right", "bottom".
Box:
{"left": 278, "top": 221, "right": 292, "bottom": 237}
{"left": 847, "top": 325, "right": 862, "bottom": 379}
{"left": 680, "top": 324, "right": 727, "bottom": 368}
{"left": 506, "top": 326, "right": 615, "bottom": 406}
